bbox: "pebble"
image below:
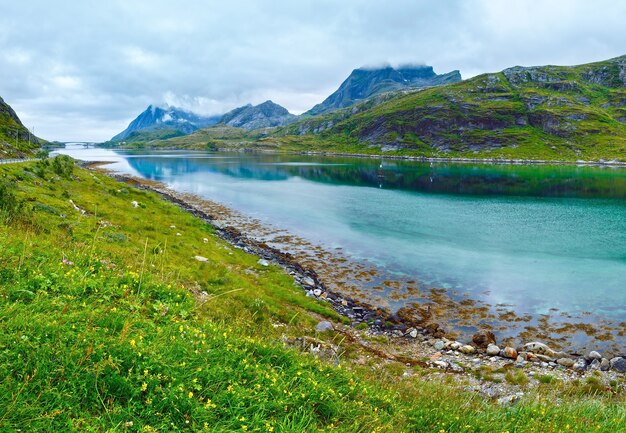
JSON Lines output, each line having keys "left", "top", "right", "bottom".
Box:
{"left": 486, "top": 344, "right": 500, "bottom": 356}
{"left": 315, "top": 321, "right": 334, "bottom": 332}
{"left": 302, "top": 276, "right": 315, "bottom": 287}
{"left": 408, "top": 328, "right": 418, "bottom": 338}
{"left": 312, "top": 288, "right": 322, "bottom": 297}
{"left": 450, "top": 342, "right": 462, "bottom": 350}
{"left": 194, "top": 255, "right": 209, "bottom": 262}
{"left": 557, "top": 358, "right": 575, "bottom": 368}
{"left": 257, "top": 259, "right": 269, "bottom": 266}
{"left": 600, "top": 358, "right": 610, "bottom": 371}
{"left": 434, "top": 340, "right": 446, "bottom": 351}
{"left": 588, "top": 350, "right": 602, "bottom": 361}
{"left": 433, "top": 360, "right": 448, "bottom": 369}
{"left": 131, "top": 201, "right": 139, "bottom": 208}
{"left": 460, "top": 345, "right": 476, "bottom": 355}
{"left": 572, "top": 358, "right": 588, "bottom": 372}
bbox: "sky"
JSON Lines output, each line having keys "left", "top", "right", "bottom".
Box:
{"left": 1, "top": 0, "right": 626, "bottom": 142}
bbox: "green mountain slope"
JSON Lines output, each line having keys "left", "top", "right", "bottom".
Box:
{"left": 0, "top": 96, "right": 42, "bottom": 158}
{"left": 273, "top": 55, "right": 626, "bottom": 161}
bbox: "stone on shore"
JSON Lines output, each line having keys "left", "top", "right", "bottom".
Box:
{"left": 572, "top": 358, "right": 588, "bottom": 372}
{"left": 302, "top": 276, "right": 315, "bottom": 287}
{"left": 257, "top": 259, "right": 269, "bottom": 266}
{"left": 315, "top": 321, "right": 334, "bottom": 332}
{"left": 503, "top": 346, "right": 517, "bottom": 359}
{"left": 587, "top": 350, "right": 602, "bottom": 361}
{"left": 523, "top": 341, "right": 557, "bottom": 359}
{"left": 486, "top": 344, "right": 501, "bottom": 356}
{"left": 600, "top": 358, "right": 611, "bottom": 371}
{"left": 557, "top": 357, "right": 575, "bottom": 368}
{"left": 610, "top": 357, "right": 626, "bottom": 373}
{"left": 450, "top": 341, "right": 462, "bottom": 350}
{"left": 460, "top": 344, "right": 476, "bottom": 354}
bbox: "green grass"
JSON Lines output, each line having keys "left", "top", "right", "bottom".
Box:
{"left": 1, "top": 160, "right": 625, "bottom": 432}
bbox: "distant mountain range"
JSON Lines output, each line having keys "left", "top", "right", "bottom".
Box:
{"left": 0, "top": 96, "right": 42, "bottom": 158}
{"left": 108, "top": 57, "right": 626, "bottom": 161}
{"left": 111, "top": 100, "right": 297, "bottom": 142}
{"left": 305, "top": 65, "right": 461, "bottom": 116}
{"left": 110, "top": 64, "right": 458, "bottom": 142}
{"left": 111, "top": 105, "right": 221, "bottom": 141}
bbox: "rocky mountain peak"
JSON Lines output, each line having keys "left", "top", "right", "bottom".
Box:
{"left": 306, "top": 64, "right": 461, "bottom": 116}
{"left": 111, "top": 105, "right": 221, "bottom": 141}
{"left": 220, "top": 101, "right": 296, "bottom": 130}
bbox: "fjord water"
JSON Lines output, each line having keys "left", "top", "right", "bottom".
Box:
{"left": 59, "top": 146, "right": 626, "bottom": 329}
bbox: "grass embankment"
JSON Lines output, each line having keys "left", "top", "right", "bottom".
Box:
{"left": 0, "top": 157, "right": 625, "bottom": 432}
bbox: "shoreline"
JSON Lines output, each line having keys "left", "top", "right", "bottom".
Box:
{"left": 293, "top": 151, "right": 626, "bottom": 167}
{"left": 103, "top": 143, "right": 626, "bottom": 167}
{"left": 82, "top": 160, "right": 626, "bottom": 380}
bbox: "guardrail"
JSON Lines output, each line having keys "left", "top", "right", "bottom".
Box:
{"left": 0, "top": 158, "right": 39, "bottom": 165}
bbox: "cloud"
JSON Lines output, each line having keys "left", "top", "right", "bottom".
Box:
{"left": 0, "top": 0, "right": 625, "bottom": 141}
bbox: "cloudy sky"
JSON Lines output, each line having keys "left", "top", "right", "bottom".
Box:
{"left": 2, "top": 0, "right": 625, "bottom": 142}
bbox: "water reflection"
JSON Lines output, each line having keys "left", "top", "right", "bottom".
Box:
{"left": 121, "top": 153, "right": 626, "bottom": 199}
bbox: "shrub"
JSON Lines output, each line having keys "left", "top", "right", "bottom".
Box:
{"left": 0, "top": 179, "right": 23, "bottom": 222}
{"left": 51, "top": 154, "right": 74, "bottom": 178}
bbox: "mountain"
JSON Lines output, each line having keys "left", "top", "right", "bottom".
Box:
{"left": 275, "top": 55, "right": 626, "bottom": 161}
{"left": 220, "top": 100, "right": 297, "bottom": 130}
{"left": 111, "top": 105, "right": 221, "bottom": 142}
{"left": 0, "top": 96, "right": 42, "bottom": 158}
{"left": 306, "top": 65, "right": 461, "bottom": 116}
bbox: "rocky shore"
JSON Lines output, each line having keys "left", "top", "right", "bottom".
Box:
{"left": 87, "top": 163, "right": 626, "bottom": 391}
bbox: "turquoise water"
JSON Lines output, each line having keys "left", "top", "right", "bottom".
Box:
{"left": 58, "top": 146, "right": 626, "bottom": 331}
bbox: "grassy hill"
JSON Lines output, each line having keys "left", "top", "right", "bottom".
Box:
{"left": 269, "top": 55, "right": 626, "bottom": 161}
{"left": 111, "top": 125, "right": 260, "bottom": 151}
{"left": 0, "top": 96, "right": 42, "bottom": 158}
{"left": 0, "top": 158, "right": 625, "bottom": 431}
